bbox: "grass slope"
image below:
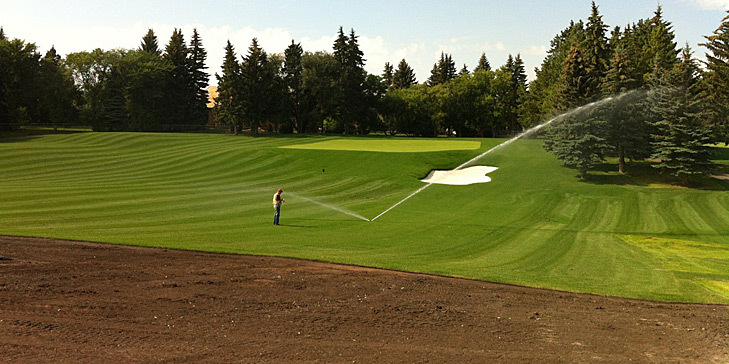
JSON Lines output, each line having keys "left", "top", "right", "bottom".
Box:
{"left": 1, "top": 133, "right": 728, "bottom": 303}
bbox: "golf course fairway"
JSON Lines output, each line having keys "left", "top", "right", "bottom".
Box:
{"left": 1, "top": 132, "right": 728, "bottom": 304}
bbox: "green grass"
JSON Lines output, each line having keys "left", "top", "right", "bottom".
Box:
{"left": 1, "top": 132, "right": 729, "bottom": 304}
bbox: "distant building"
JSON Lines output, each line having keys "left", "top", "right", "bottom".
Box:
{"left": 207, "top": 86, "right": 218, "bottom": 125}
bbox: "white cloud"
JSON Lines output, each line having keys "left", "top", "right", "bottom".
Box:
{"left": 1, "top": 19, "right": 540, "bottom": 84}
{"left": 521, "top": 45, "right": 547, "bottom": 56}
{"left": 686, "top": 0, "right": 729, "bottom": 10}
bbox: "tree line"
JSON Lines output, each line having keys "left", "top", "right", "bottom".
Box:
{"left": 1, "top": 2, "right": 729, "bottom": 184}
{"left": 538, "top": 3, "right": 728, "bottom": 184}
{"left": 0, "top": 27, "right": 210, "bottom": 131}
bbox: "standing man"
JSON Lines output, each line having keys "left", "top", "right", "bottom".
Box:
{"left": 272, "top": 189, "right": 284, "bottom": 225}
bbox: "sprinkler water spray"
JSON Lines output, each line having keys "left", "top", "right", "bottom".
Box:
{"left": 368, "top": 90, "right": 643, "bottom": 222}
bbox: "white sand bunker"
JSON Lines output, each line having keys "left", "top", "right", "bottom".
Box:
{"left": 421, "top": 166, "right": 498, "bottom": 186}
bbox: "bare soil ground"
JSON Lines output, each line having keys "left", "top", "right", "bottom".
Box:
{"left": 1, "top": 235, "right": 727, "bottom": 363}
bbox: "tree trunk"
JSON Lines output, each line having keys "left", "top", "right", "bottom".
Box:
{"left": 618, "top": 149, "right": 626, "bottom": 174}
{"left": 681, "top": 173, "right": 689, "bottom": 186}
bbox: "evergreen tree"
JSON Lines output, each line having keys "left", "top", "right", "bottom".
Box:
{"left": 601, "top": 43, "right": 649, "bottom": 173}
{"left": 188, "top": 28, "right": 209, "bottom": 125}
{"left": 140, "top": 29, "right": 160, "bottom": 55}
{"left": 163, "top": 28, "right": 192, "bottom": 129}
{"left": 701, "top": 10, "right": 729, "bottom": 142}
{"left": 459, "top": 64, "right": 469, "bottom": 77}
{"left": 475, "top": 52, "right": 491, "bottom": 72}
{"left": 382, "top": 62, "right": 394, "bottom": 89}
{"left": 544, "top": 44, "right": 608, "bottom": 180}
{"left": 240, "top": 38, "right": 275, "bottom": 134}
{"left": 214, "top": 40, "right": 242, "bottom": 133}
{"left": 37, "top": 46, "right": 80, "bottom": 126}
{"left": 0, "top": 27, "right": 5, "bottom": 41}
{"left": 556, "top": 45, "right": 590, "bottom": 110}
{"left": 499, "top": 54, "right": 527, "bottom": 132}
{"left": 645, "top": 6, "right": 679, "bottom": 82}
{"left": 427, "top": 52, "right": 457, "bottom": 86}
{"left": 392, "top": 58, "right": 417, "bottom": 89}
{"left": 331, "top": 27, "right": 367, "bottom": 133}
{"left": 98, "top": 67, "right": 127, "bottom": 131}
{"left": 649, "top": 45, "right": 713, "bottom": 185}
{"left": 582, "top": 1, "right": 610, "bottom": 100}
{"left": 333, "top": 27, "right": 348, "bottom": 65}
{"left": 283, "top": 40, "right": 304, "bottom": 132}
{"left": 523, "top": 20, "right": 585, "bottom": 123}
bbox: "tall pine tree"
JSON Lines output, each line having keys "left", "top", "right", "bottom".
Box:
{"left": 427, "top": 52, "right": 457, "bottom": 86}
{"left": 283, "top": 40, "right": 304, "bottom": 132}
{"left": 392, "top": 59, "right": 417, "bottom": 89}
{"left": 240, "top": 38, "right": 275, "bottom": 134}
{"left": 140, "top": 29, "right": 160, "bottom": 55}
{"left": 601, "top": 43, "right": 649, "bottom": 173}
{"left": 331, "top": 27, "right": 367, "bottom": 133}
{"left": 382, "top": 62, "right": 394, "bottom": 89}
{"left": 214, "top": 40, "right": 242, "bottom": 133}
{"left": 163, "top": 28, "right": 192, "bottom": 129}
{"left": 474, "top": 53, "right": 491, "bottom": 72}
{"left": 544, "top": 44, "right": 608, "bottom": 180}
{"left": 582, "top": 1, "right": 610, "bottom": 100}
{"left": 701, "top": 10, "right": 729, "bottom": 143}
{"left": 649, "top": 45, "right": 713, "bottom": 185}
{"left": 188, "top": 28, "right": 209, "bottom": 125}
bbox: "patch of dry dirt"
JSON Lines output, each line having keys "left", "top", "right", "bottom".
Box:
{"left": 1, "top": 235, "right": 727, "bottom": 363}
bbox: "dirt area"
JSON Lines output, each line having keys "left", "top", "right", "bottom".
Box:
{"left": 1, "top": 236, "right": 727, "bottom": 363}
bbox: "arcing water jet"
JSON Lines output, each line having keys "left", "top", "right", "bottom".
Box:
{"left": 369, "top": 90, "right": 643, "bottom": 222}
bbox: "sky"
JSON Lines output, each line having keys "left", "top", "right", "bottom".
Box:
{"left": 2, "top": 0, "right": 728, "bottom": 84}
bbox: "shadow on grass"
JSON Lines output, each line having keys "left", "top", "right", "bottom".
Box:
{"left": 0, "top": 128, "right": 87, "bottom": 143}
{"left": 584, "top": 157, "right": 729, "bottom": 191}
{"left": 277, "top": 224, "right": 316, "bottom": 228}
{"left": 712, "top": 144, "right": 729, "bottom": 161}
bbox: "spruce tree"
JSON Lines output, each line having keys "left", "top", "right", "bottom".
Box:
{"left": 427, "top": 52, "right": 457, "bottom": 86}
{"left": 214, "top": 40, "right": 242, "bottom": 133}
{"left": 188, "top": 28, "right": 209, "bottom": 125}
{"left": 501, "top": 54, "right": 527, "bottom": 132}
{"left": 475, "top": 53, "right": 491, "bottom": 72}
{"left": 701, "top": 11, "right": 729, "bottom": 142}
{"left": 427, "top": 61, "right": 441, "bottom": 86}
{"left": 140, "top": 29, "right": 160, "bottom": 55}
{"left": 383, "top": 62, "right": 394, "bottom": 89}
{"left": 524, "top": 20, "right": 585, "bottom": 123}
{"left": 459, "top": 64, "right": 469, "bottom": 77}
{"left": 444, "top": 54, "right": 457, "bottom": 82}
{"left": 240, "top": 38, "right": 274, "bottom": 134}
{"left": 544, "top": 44, "right": 608, "bottom": 180}
{"left": 645, "top": 6, "right": 679, "bottom": 82}
{"left": 601, "top": 43, "right": 649, "bottom": 173}
{"left": 649, "top": 45, "right": 713, "bottom": 185}
{"left": 163, "top": 28, "right": 192, "bottom": 128}
{"left": 331, "top": 27, "right": 367, "bottom": 133}
{"left": 582, "top": 1, "right": 610, "bottom": 100}
{"left": 283, "top": 40, "right": 304, "bottom": 132}
{"left": 0, "top": 27, "right": 6, "bottom": 41}
{"left": 392, "top": 59, "right": 416, "bottom": 89}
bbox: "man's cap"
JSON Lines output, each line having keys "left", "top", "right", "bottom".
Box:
{"left": 278, "top": 189, "right": 283, "bottom": 193}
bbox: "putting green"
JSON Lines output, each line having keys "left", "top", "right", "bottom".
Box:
{"left": 281, "top": 138, "right": 481, "bottom": 152}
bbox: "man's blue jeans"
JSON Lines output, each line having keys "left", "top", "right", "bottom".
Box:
{"left": 273, "top": 204, "right": 281, "bottom": 225}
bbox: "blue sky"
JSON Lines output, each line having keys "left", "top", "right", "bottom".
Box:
{"left": 1, "top": 0, "right": 728, "bottom": 83}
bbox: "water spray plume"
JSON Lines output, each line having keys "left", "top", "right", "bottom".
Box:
{"left": 369, "top": 90, "right": 642, "bottom": 222}
{"left": 288, "top": 192, "right": 370, "bottom": 222}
